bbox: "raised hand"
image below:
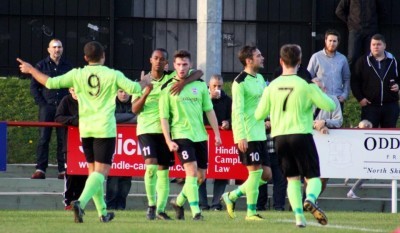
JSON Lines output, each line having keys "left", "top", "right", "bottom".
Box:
{"left": 16, "top": 58, "right": 33, "bottom": 74}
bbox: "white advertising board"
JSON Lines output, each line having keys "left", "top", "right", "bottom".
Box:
{"left": 315, "top": 129, "right": 400, "bottom": 179}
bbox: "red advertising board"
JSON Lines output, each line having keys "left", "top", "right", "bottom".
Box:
{"left": 67, "top": 125, "right": 249, "bottom": 180}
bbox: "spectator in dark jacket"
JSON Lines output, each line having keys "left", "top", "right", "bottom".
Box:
{"left": 199, "top": 74, "right": 232, "bottom": 211}
{"left": 55, "top": 87, "right": 87, "bottom": 210}
{"left": 350, "top": 34, "right": 399, "bottom": 128}
{"left": 30, "top": 38, "right": 73, "bottom": 179}
{"left": 105, "top": 89, "right": 136, "bottom": 210}
{"left": 336, "top": 0, "right": 387, "bottom": 69}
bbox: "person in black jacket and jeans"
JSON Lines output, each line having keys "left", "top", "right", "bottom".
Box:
{"left": 350, "top": 34, "right": 399, "bottom": 128}
{"left": 30, "top": 39, "right": 73, "bottom": 179}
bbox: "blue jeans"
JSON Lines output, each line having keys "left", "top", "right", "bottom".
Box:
{"left": 36, "top": 104, "right": 65, "bottom": 173}
{"left": 106, "top": 176, "right": 132, "bottom": 210}
{"left": 257, "top": 152, "right": 287, "bottom": 210}
{"left": 199, "top": 179, "right": 228, "bottom": 210}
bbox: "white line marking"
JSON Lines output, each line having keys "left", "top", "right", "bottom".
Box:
{"left": 276, "top": 219, "right": 386, "bottom": 232}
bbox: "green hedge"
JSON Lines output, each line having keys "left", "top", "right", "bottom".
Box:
{"left": 1, "top": 78, "right": 362, "bottom": 163}
{"left": 0, "top": 78, "right": 58, "bottom": 163}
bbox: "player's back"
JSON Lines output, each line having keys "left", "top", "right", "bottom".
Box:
{"left": 268, "top": 75, "right": 334, "bottom": 137}
{"left": 71, "top": 65, "right": 139, "bottom": 137}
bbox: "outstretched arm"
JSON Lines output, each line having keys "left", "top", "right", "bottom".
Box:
{"left": 17, "top": 58, "right": 49, "bottom": 86}
{"left": 170, "top": 69, "right": 203, "bottom": 95}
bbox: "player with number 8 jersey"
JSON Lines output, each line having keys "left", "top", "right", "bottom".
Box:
{"left": 131, "top": 48, "right": 203, "bottom": 220}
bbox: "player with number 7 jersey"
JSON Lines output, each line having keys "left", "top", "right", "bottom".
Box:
{"left": 254, "top": 44, "right": 335, "bottom": 228}
{"left": 254, "top": 74, "right": 335, "bottom": 138}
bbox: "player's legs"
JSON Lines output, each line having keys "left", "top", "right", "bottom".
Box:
{"left": 172, "top": 140, "right": 205, "bottom": 220}
{"left": 275, "top": 135, "right": 306, "bottom": 227}
{"left": 73, "top": 138, "right": 115, "bottom": 223}
{"left": 140, "top": 134, "right": 173, "bottom": 219}
{"left": 223, "top": 141, "right": 269, "bottom": 220}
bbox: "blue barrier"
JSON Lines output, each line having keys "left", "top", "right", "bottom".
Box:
{"left": 0, "top": 122, "right": 7, "bottom": 171}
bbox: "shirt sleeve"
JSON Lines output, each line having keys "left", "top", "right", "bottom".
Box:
{"left": 115, "top": 71, "right": 142, "bottom": 95}
{"left": 307, "top": 54, "right": 318, "bottom": 79}
{"left": 309, "top": 84, "right": 336, "bottom": 112}
{"left": 255, "top": 87, "right": 270, "bottom": 121}
{"left": 159, "top": 87, "right": 170, "bottom": 120}
{"left": 341, "top": 58, "right": 351, "bottom": 99}
{"left": 231, "top": 81, "right": 246, "bottom": 141}
{"left": 45, "top": 69, "right": 75, "bottom": 89}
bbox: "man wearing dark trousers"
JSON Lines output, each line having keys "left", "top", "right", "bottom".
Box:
{"left": 199, "top": 74, "right": 232, "bottom": 211}
{"left": 351, "top": 34, "right": 399, "bottom": 128}
{"left": 30, "top": 38, "right": 72, "bottom": 179}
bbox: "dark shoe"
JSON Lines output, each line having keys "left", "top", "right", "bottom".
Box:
{"left": 303, "top": 200, "right": 328, "bottom": 225}
{"left": 58, "top": 172, "right": 65, "bottom": 180}
{"left": 200, "top": 205, "right": 210, "bottom": 211}
{"left": 100, "top": 212, "right": 115, "bottom": 223}
{"left": 156, "top": 212, "right": 172, "bottom": 220}
{"left": 31, "top": 170, "right": 45, "bottom": 179}
{"left": 170, "top": 198, "right": 184, "bottom": 220}
{"left": 146, "top": 206, "right": 156, "bottom": 220}
{"left": 71, "top": 200, "right": 85, "bottom": 223}
{"left": 193, "top": 213, "right": 204, "bottom": 221}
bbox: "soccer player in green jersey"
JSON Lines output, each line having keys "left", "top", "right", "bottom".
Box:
{"left": 17, "top": 41, "right": 144, "bottom": 223}
{"left": 132, "top": 48, "right": 203, "bottom": 220}
{"left": 221, "top": 45, "right": 272, "bottom": 221}
{"left": 159, "top": 50, "right": 222, "bottom": 220}
{"left": 255, "top": 44, "right": 335, "bottom": 227}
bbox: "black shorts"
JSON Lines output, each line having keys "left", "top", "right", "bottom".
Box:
{"left": 174, "top": 139, "right": 208, "bottom": 169}
{"left": 81, "top": 137, "right": 116, "bottom": 165}
{"left": 274, "top": 134, "right": 320, "bottom": 178}
{"left": 237, "top": 141, "right": 270, "bottom": 166}
{"left": 138, "top": 134, "right": 175, "bottom": 166}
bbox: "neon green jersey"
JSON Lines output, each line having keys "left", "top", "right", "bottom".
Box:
{"left": 46, "top": 65, "right": 141, "bottom": 138}
{"left": 159, "top": 79, "right": 213, "bottom": 142}
{"left": 231, "top": 72, "right": 267, "bottom": 143}
{"left": 255, "top": 74, "right": 335, "bottom": 137}
{"left": 132, "top": 71, "right": 176, "bottom": 135}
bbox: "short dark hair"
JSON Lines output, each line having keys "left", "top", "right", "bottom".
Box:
{"left": 238, "top": 45, "right": 258, "bottom": 66}
{"left": 173, "top": 50, "right": 191, "bottom": 61}
{"left": 280, "top": 44, "right": 302, "bottom": 68}
{"left": 153, "top": 48, "right": 168, "bottom": 59}
{"left": 84, "top": 41, "right": 104, "bottom": 62}
{"left": 325, "top": 29, "right": 341, "bottom": 42}
{"left": 371, "top": 34, "right": 386, "bottom": 44}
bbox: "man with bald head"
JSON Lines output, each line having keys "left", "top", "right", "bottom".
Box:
{"left": 30, "top": 39, "right": 73, "bottom": 179}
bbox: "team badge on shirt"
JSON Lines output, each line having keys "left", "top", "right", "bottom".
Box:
{"left": 191, "top": 88, "right": 198, "bottom": 95}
